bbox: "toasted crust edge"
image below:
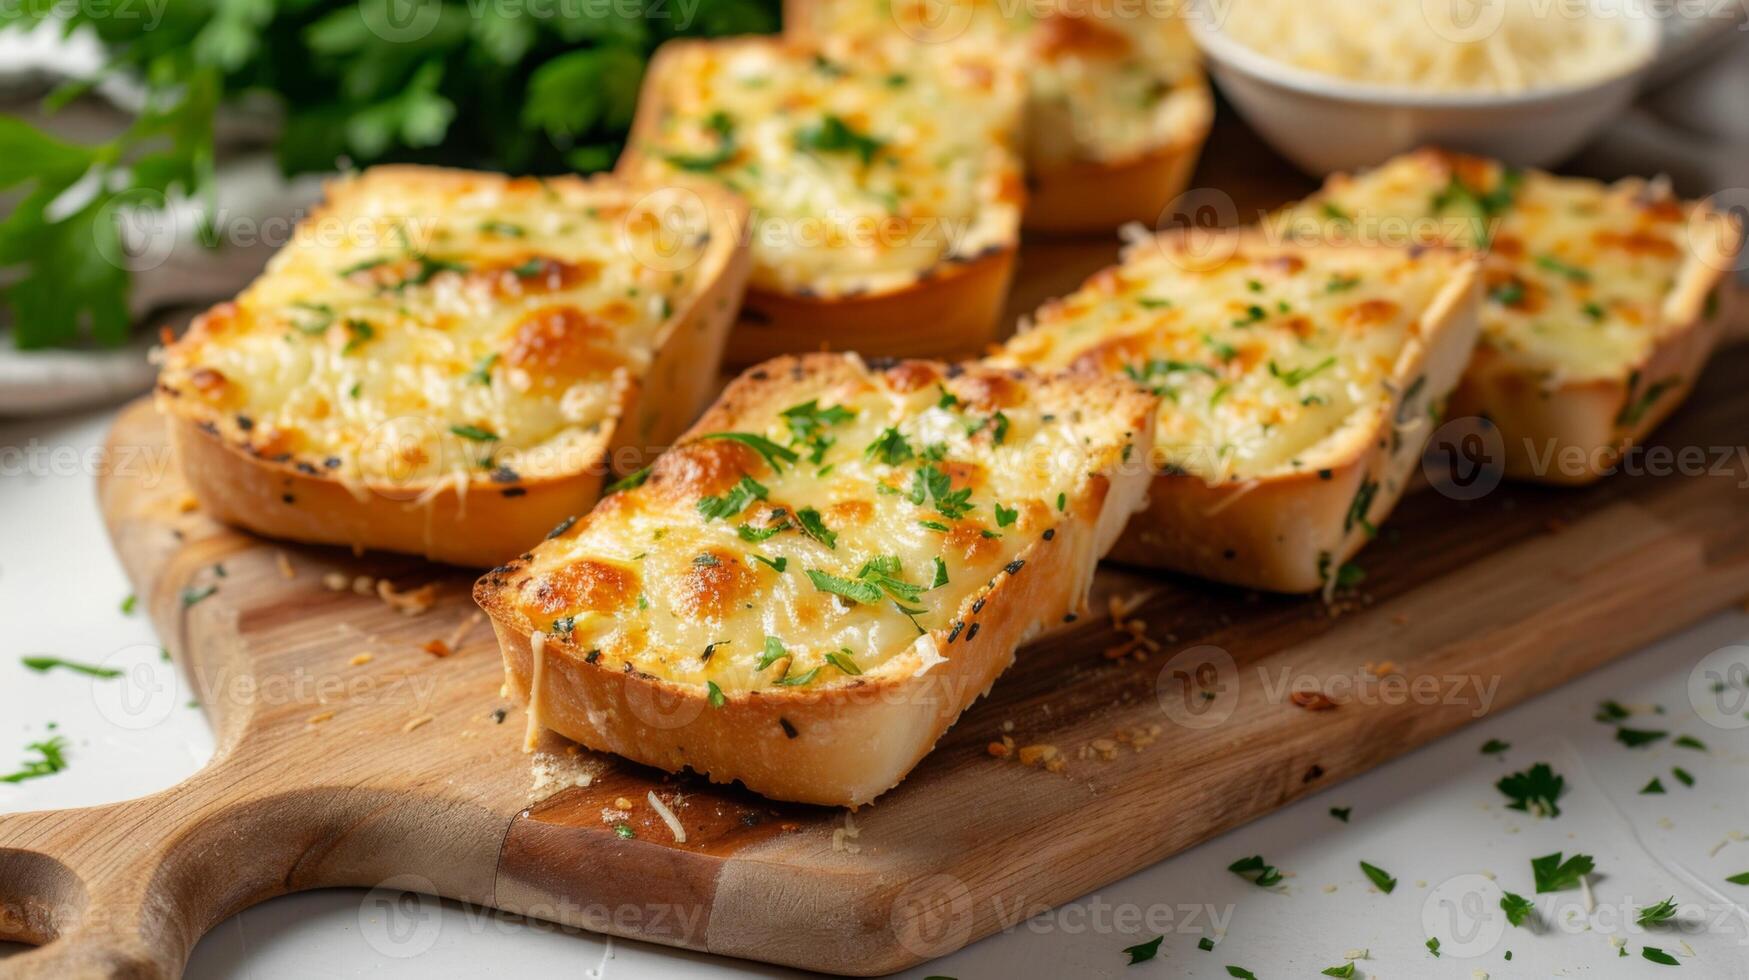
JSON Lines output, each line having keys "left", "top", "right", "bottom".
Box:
{"left": 617, "top": 36, "right": 1022, "bottom": 366}
{"left": 473, "top": 354, "right": 1157, "bottom": 805}
{"left": 154, "top": 166, "right": 752, "bottom": 568}
{"left": 1043, "top": 229, "right": 1485, "bottom": 592}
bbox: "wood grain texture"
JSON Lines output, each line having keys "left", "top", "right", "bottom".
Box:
{"left": 4, "top": 128, "right": 1747, "bottom": 976}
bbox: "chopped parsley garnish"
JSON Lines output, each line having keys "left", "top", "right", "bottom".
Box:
{"left": 1345, "top": 477, "right": 1378, "bottom": 537}
{"left": 1329, "top": 806, "right": 1351, "bottom": 822}
{"left": 1642, "top": 947, "right": 1680, "bottom": 966}
{"left": 1672, "top": 766, "right": 1694, "bottom": 787}
{"left": 1583, "top": 301, "right": 1606, "bottom": 322}
{"left": 508, "top": 258, "right": 547, "bottom": 278}
{"left": 1231, "top": 304, "right": 1266, "bottom": 328}
{"left": 865, "top": 427, "right": 914, "bottom": 465}
{"left": 1616, "top": 727, "right": 1668, "bottom": 749}
{"left": 825, "top": 650, "right": 861, "bottom": 676}
{"left": 1530, "top": 851, "right": 1594, "bottom": 893}
{"left": 449, "top": 424, "right": 499, "bottom": 442}
{"left": 757, "top": 636, "right": 789, "bottom": 671}
{"left": 1431, "top": 168, "right": 1521, "bottom": 244}
{"left": 930, "top": 556, "right": 948, "bottom": 588}
{"left": 182, "top": 585, "right": 217, "bottom": 607}
{"left": 1673, "top": 735, "right": 1706, "bottom": 751}
{"left": 341, "top": 318, "right": 375, "bottom": 353}
{"left": 1226, "top": 968, "right": 1258, "bottom": 979}
{"left": 1596, "top": 699, "right": 1631, "bottom": 722}
{"left": 1124, "top": 358, "right": 1217, "bottom": 387}
{"left": 1056, "top": 492, "right": 1066, "bottom": 512}
{"left": 1425, "top": 937, "right": 1440, "bottom": 957}
{"left": 662, "top": 110, "right": 737, "bottom": 171}
{"left": 706, "top": 681, "right": 725, "bottom": 708}
{"left": 795, "top": 507, "right": 838, "bottom": 549}
{"left": 1637, "top": 898, "right": 1678, "bottom": 926}
{"left": 613, "top": 822, "right": 635, "bottom": 839}
{"left": 1360, "top": 861, "right": 1396, "bottom": 894}
{"left": 1497, "top": 762, "right": 1565, "bottom": 817}
{"left": 1726, "top": 872, "right": 1749, "bottom": 886}
{"left": 1, "top": 736, "right": 68, "bottom": 784}
{"left": 692, "top": 554, "right": 720, "bottom": 568}
{"left": 698, "top": 475, "right": 768, "bottom": 521}
{"left": 909, "top": 464, "right": 972, "bottom": 520}
{"left": 550, "top": 616, "right": 576, "bottom": 636}
{"left": 479, "top": 220, "right": 525, "bottom": 237}
{"left": 1617, "top": 375, "right": 1680, "bottom": 427}
{"left": 1326, "top": 273, "right": 1362, "bottom": 293}
{"left": 774, "top": 666, "right": 821, "bottom": 687}
{"left": 1137, "top": 296, "right": 1172, "bottom": 309}
{"left": 794, "top": 113, "right": 884, "bottom": 166}
{"left": 1198, "top": 937, "right": 1215, "bottom": 952}
{"left": 750, "top": 554, "right": 787, "bottom": 573}
{"left": 781, "top": 399, "right": 855, "bottom": 463}
{"left": 1269, "top": 356, "right": 1336, "bottom": 386}
{"left": 1535, "top": 253, "right": 1592, "bottom": 283}
{"left": 994, "top": 503, "right": 1018, "bottom": 527}
{"left": 22, "top": 656, "right": 121, "bottom": 678}
{"left": 1481, "top": 738, "right": 1511, "bottom": 756}
{"left": 1321, "top": 964, "right": 1355, "bottom": 978}
{"left": 1228, "top": 854, "right": 1283, "bottom": 888}
{"left": 120, "top": 593, "right": 137, "bottom": 614}
{"left": 1488, "top": 279, "right": 1526, "bottom": 306}
{"left": 291, "top": 300, "right": 334, "bottom": 335}
{"left": 806, "top": 569, "right": 883, "bottom": 605}
{"left": 1322, "top": 201, "right": 1352, "bottom": 223}
{"left": 1500, "top": 891, "right": 1535, "bottom": 926}
{"left": 467, "top": 352, "right": 499, "bottom": 386}
{"left": 605, "top": 466, "right": 651, "bottom": 495}
{"left": 1122, "top": 936, "right": 1163, "bottom": 965}
{"left": 1641, "top": 777, "right": 1666, "bottom": 794}
{"left": 696, "top": 432, "right": 800, "bottom": 474}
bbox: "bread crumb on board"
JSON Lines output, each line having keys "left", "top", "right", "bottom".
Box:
{"left": 529, "top": 750, "right": 600, "bottom": 799}
{"left": 832, "top": 811, "right": 861, "bottom": 854}
{"left": 1291, "top": 690, "right": 1339, "bottom": 711}
{"left": 348, "top": 652, "right": 374, "bottom": 667}
{"left": 306, "top": 710, "right": 336, "bottom": 726}
{"left": 401, "top": 714, "right": 435, "bottom": 733}
{"left": 275, "top": 551, "right": 297, "bottom": 580}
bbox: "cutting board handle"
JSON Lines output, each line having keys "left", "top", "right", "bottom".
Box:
{"left": 0, "top": 798, "right": 196, "bottom": 979}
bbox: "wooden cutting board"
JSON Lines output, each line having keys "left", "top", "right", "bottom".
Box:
{"left": 5, "top": 129, "right": 1749, "bottom": 978}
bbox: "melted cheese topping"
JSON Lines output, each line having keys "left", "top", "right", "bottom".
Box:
{"left": 500, "top": 358, "right": 1141, "bottom": 692}
{"left": 995, "top": 237, "right": 1468, "bottom": 480}
{"left": 1273, "top": 151, "right": 1706, "bottom": 383}
{"left": 628, "top": 38, "right": 1023, "bottom": 297}
{"left": 800, "top": 0, "right": 1206, "bottom": 166}
{"left": 159, "top": 169, "right": 716, "bottom": 486}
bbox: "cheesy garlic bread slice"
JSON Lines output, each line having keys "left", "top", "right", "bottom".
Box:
{"left": 1275, "top": 149, "right": 1743, "bottom": 484}
{"left": 156, "top": 166, "right": 750, "bottom": 567}
{"left": 474, "top": 354, "right": 1155, "bottom": 806}
{"left": 618, "top": 36, "right": 1025, "bottom": 366}
{"left": 993, "top": 228, "right": 1482, "bottom": 594}
{"left": 786, "top": 0, "right": 1214, "bottom": 233}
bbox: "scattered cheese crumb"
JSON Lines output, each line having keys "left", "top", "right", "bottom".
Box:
{"left": 323, "top": 572, "right": 349, "bottom": 592}
{"left": 401, "top": 714, "right": 435, "bottom": 733}
{"left": 378, "top": 579, "right": 438, "bottom": 615}
{"left": 647, "top": 791, "right": 686, "bottom": 844}
{"left": 987, "top": 740, "right": 1013, "bottom": 759}
{"left": 831, "top": 811, "right": 862, "bottom": 855}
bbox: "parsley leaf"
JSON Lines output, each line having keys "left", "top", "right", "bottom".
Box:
{"left": 1642, "top": 946, "right": 1680, "bottom": 966}
{"left": 793, "top": 114, "right": 884, "bottom": 165}
{"left": 795, "top": 507, "right": 838, "bottom": 549}
{"left": 1497, "top": 762, "right": 1565, "bottom": 817}
{"left": 697, "top": 475, "right": 768, "bottom": 521}
{"left": 1530, "top": 851, "right": 1594, "bottom": 893}
{"left": 1637, "top": 898, "right": 1678, "bottom": 926}
{"left": 695, "top": 432, "right": 800, "bottom": 474}
{"left": 1360, "top": 861, "right": 1397, "bottom": 894}
{"left": 1, "top": 736, "right": 69, "bottom": 784}
{"left": 1500, "top": 891, "right": 1535, "bottom": 926}
{"left": 1121, "top": 936, "right": 1162, "bottom": 964}
{"left": 1616, "top": 727, "right": 1668, "bottom": 749}
{"left": 1228, "top": 854, "right": 1283, "bottom": 888}
{"left": 20, "top": 657, "right": 121, "bottom": 679}
{"left": 1321, "top": 964, "right": 1355, "bottom": 978}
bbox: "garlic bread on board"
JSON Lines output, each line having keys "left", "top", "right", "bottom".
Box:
{"left": 993, "top": 228, "right": 1482, "bottom": 594}
{"left": 474, "top": 353, "right": 1155, "bottom": 806}
{"left": 156, "top": 166, "right": 750, "bottom": 566}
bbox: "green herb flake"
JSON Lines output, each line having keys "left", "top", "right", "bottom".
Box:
{"left": 1637, "top": 897, "right": 1678, "bottom": 926}
{"left": 1497, "top": 762, "right": 1565, "bottom": 817}
{"left": 706, "top": 681, "right": 725, "bottom": 708}
{"left": 21, "top": 656, "right": 121, "bottom": 678}
{"left": 1673, "top": 735, "right": 1706, "bottom": 751}
{"left": 1530, "top": 851, "right": 1594, "bottom": 893}
{"left": 181, "top": 585, "right": 218, "bottom": 608}
{"left": 449, "top": 424, "right": 499, "bottom": 442}
{"left": 1228, "top": 854, "right": 1283, "bottom": 888}
{"left": 1641, "top": 946, "right": 1680, "bottom": 966}
{"left": 1360, "top": 861, "right": 1396, "bottom": 894}
{"left": 1426, "top": 937, "right": 1440, "bottom": 957}
{"left": 1672, "top": 766, "right": 1695, "bottom": 787}
{"left": 1616, "top": 727, "right": 1668, "bottom": 749}
{"left": 795, "top": 507, "right": 838, "bottom": 549}
{"left": 605, "top": 466, "right": 652, "bottom": 495}
{"left": 1121, "top": 935, "right": 1162, "bottom": 965}
{"left": 1, "top": 736, "right": 69, "bottom": 784}
{"left": 1480, "top": 738, "right": 1511, "bottom": 756}
{"left": 120, "top": 593, "right": 137, "bottom": 615}
{"left": 1321, "top": 963, "right": 1355, "bottom": 978}
{"left": 1329, "top": 806, "right": 1351, "bottom": 823}
{"left": 1500, "top": 891, "right": 1534, "bottom": 926}
{"left": 695, "top": 432, "right": 799, "bottom": 474}
{"left": 1640, "top": 777, "right": 1666, "bottom": 795}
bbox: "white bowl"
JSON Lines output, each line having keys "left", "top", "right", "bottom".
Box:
{"left": 1186, "top": 1, "right": 1661, "bottom": 176}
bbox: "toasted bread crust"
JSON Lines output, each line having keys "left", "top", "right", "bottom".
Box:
{"left": 155, "top": 167, "right": 751, "bottom": 567}
{"left": 474, "top": 354, "right": 1156, "bottom": 805}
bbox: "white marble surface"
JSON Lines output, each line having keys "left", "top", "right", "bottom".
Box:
{"left": 3, "top": 407, "right": 1749, "bottom": 979}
